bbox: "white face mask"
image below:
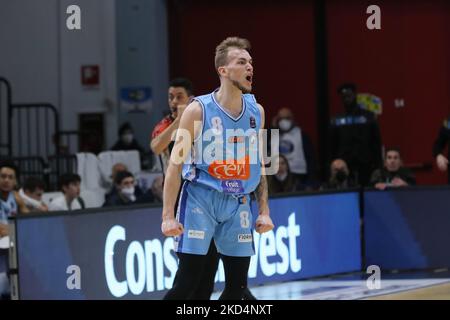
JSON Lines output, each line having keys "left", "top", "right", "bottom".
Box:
{"left": 122, "top": 133, "right": 133, "bottom": 144}
{"left": 19, "top": 188, "right": 43, "bottom": 209}
{"left": 278, "top": 119, "right": 293, "bottom": 131}
{"left": 121, "top": 186, "right": 136, "bottom": 202}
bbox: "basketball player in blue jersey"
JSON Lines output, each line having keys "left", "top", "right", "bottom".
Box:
{"left": 161, "top": 37, "right": 274, "bottom": 300}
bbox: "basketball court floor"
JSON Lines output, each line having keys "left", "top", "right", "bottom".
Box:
{"left": 211, "top": 269, "right": 450, "bottom": 300}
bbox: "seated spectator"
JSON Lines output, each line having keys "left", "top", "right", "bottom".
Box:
{"left": 0, "top": 161, "right": 28, "bottom": 299}
{"left": 370, "top": 148, "right": 416, "bottom": 190}
{"left": 18, "top": 177, "right": 48, "bottom": 212}
{"left": 104, "top": 163, "right": 146, "bottom": 203}
{"left": 1, "top": 161, "right": 29, "bottom": 226}
{"left": 104, "top": 171, "right": 151, "bottom": 206}
{"left": 271, "top": 107, "right": 317, "bottom": 189}
{"left": 111, "top": 163, "right": 127, "bottom": 184}
{"left": 268, "top": 154, "right": 300, "bottom": 194}
{"left": 111, "top": 122, "right": 145, "bottom": 154}
{"left": 321, "top": 158, "right": 357, "bottom": 190}
{"left": 103, "top": 162, "right": 128, "bottom": 192}
{"left": 48, "top": 174, "right": 85, "bottom": 211}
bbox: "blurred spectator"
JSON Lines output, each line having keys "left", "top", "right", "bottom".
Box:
{"left": 48, "top": 174, "right": 85, "bottom": 211}
{"left": 111, "top": 122, "right": 145, "bottom": 154}
{"left": 150, "top": 78, "right": 194, "bottom": 172}
{"left": 321, "top": 158, "right": 357, "bottom": 190}
{"left": 18, "top": 177, "right": 48, "bottom": 212}
{"left": 271, "top": 107, "right": 316, "bottom": 188}
{"left": 1, "top": 161, "right": 29, "bottom": 226}
{"left": 0, "top": 161, "right": 28, "bottom": 299}
{"left": 104, "top": 163, "right": 150, "bottom": 204}
{"left": 103, "top": 162, "right": 128, "bottom": 192}
{"left": 329, "top": 83, "right": 382, "bottom": 186}
{"left": 104, "top": 170, "right": 152, "bottom": 206}
{"left": 268, "top": 154, "right": 301, "bottom": 194}
{"left": 432, "top": 115, "right": 450, "bottom": 183}
{"left": 370, "top": 148, "right": 416, "bottom": 190}
{"left": 111, "top": 163, "right": 127, "bottom": 183}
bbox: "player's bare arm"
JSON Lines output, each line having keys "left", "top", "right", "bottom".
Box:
{"left": 150, "top": 104, "right": 187, "bottom": 155}
{"left": 161, "top": 101, "right": 202, "bottom": 236}
{"left": 150, "top": 119, "right": 179, "bottom": 155}
{"left": 254, "top": 103, "right": 274, "bottom": 234}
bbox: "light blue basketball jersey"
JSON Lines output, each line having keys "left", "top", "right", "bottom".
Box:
{"left": 0, "top": 192, "right": 17, "bottom": 224}
{"left": 182, "top": 90, "right": 262, "bottom": 195}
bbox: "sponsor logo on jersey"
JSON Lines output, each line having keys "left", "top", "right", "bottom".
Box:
{"left": 188, "top": 230, "right": 205, "bottom": 239}
{"left": 208, "top": 156, "right": 250, "bottom": 180}
{"left": 221, "top": 180, "right": 244, "bottom": 193}
{"left": 238, "top": 234, "right": 253, "bottom": 242}
{"left": 250, "top": 116, "right": 256, "bottom": 128}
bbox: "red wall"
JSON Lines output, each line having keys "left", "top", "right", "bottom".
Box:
{"left": 327, "top": 0, "right": 450, "bottom": 184}
{"left": 168, "top": 0, "right": 317, "bottom": 152}
{"left": 169, "top": 0, "right": 450, "bottom": 185}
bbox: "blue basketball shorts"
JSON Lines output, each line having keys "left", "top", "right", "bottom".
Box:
{"left": 174, "top": 181, "right": 255, "bottom": 257}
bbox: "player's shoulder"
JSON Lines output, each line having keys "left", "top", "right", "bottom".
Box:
{"left": 243, "top": 93, "right": 259, "bottom": 106}
{"left": 184, "top": 100, "right": 203, "bottom": 120}
{"left": 193, "top": 93, "right": 213, "bottom": 105}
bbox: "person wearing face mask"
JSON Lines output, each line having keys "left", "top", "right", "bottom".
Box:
{"left": 271, "top": 107, "right": 317, "bottom": 190}
{"left": 321, "top": 158, "right": 357, "bottom": 190}
{"left": 104, "top": 164, "right": 152, "bottom": 206}
{"left": 329, "top": 83, "right": 382, "bottom": 187}
{"left": 267, "top": 154, "right": 300, "bottom": 194}
{"left": 103, "top": 171, "right": 140, "bottom": 207}
{"left": 18, "top": 177, "right": 48, "bottom": 212}
{"left": 111, "top": 122, "right": 145, "bottom": 155}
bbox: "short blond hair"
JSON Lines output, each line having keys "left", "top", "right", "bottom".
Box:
{"left": 215, "top": 37, "right": 251, "bottom": 70}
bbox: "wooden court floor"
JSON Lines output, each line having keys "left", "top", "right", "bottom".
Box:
{"left": 367, "top": 282, "right": 450, "bottom": 300}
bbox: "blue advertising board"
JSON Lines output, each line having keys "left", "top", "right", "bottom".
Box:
{"left": 12, "top": 191, "right": 361, "bottom": 299}
{"left": 364, "top": 187, "right": 450, "bottom": 270}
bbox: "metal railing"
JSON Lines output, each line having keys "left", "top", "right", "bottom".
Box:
{"left": 47, "top": 154, "right": 78, "bottom": 190}
{"left": 8, "top": 156, "right": 49, "bottom": 188}
{"left": 0, "top": 77, "right": 12, "bottom": 156}
{"left": 9, "top": 103, "right": 60, "bottom": 159}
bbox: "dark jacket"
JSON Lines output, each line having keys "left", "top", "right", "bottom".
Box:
{"left": 329, "top": 108, "right": 382, "bottom": 167}
{"left": 370, "top": 167, "right": 416, "bottom": 186}
{"left": 321, "top": 177, "right": 358, "bottom": 190}
{"left": 329, "top": 107, "right": 382, "bottom": 185}
{"left": 268, "top": 174, "right": 300, "bottom": 195}
{"left": 103, "top": 185, "right": 154, "bottom": 207}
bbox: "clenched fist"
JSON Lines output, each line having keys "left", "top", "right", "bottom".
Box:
{"left": 161, "top": 218, "right": 184, "bottom": 237}
{"left": 255, "top": 214, "right": 274, "bottom": 234}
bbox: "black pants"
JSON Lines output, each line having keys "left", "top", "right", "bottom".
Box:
{"left": 164, "top": 241, "right": 252, "bottom": 300}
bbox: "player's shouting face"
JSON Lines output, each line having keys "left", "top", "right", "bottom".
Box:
{"left": 220, "top": 48, "right": 253, "bottom": 94}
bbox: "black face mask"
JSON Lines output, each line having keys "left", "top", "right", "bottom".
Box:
{"left": 335, "top": 170, "right": 348, "bottom": 183}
